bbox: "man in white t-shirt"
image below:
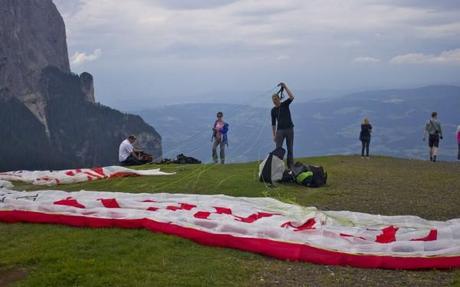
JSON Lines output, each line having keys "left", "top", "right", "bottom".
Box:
{"left": 119, "top": 135, "right": 144, "bottom": 166}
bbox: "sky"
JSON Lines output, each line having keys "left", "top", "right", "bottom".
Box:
{"left": 53, "top": 0, "right": 460, "bottom": 110}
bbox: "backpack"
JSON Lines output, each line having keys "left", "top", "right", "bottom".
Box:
{"left": 259, "top": 147, "right": 286, "bottom": 184}
{"left": 175, "top": 153, "right": 202, "bottom": 164}
{"left": 158, "top": 154, "right": 201, "bottom": 164}
{"left": 291, "top": 162, "right": 327, "bottom": 188}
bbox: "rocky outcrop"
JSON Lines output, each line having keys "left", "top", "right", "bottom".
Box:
{"left": 0, "top": 0, "right": 70, "bottom": 131}
{"left": 79, "top": 72, "right": 95, "bottom": 103}
{"left": 0, "top": 0, "right": 163, "bottom": 170}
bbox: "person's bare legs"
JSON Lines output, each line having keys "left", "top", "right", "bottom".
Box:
{"left": 432, "top": 147, "right": 438, "bottom": 162}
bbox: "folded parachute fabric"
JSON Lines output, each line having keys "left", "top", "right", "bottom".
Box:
{"left": 0, "top": 189, "right": 459, "bottom": 269}
{"left": 0, "top": 166, "right": 175, "bottom": 186}
{"left": 0, "top": 180, "right": 14, "bottom": 189}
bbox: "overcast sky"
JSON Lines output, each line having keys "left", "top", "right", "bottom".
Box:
{"left": 53, "top": 0, "right": 460, "bottom": 110}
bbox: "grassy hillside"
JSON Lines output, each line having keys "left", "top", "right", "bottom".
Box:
{"left": 1, "top": 156, "right": 460, "bottom": 286}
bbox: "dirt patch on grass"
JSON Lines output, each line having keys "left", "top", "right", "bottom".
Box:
{"left": 0, "top": 268, "right": 28, "bottom": 287}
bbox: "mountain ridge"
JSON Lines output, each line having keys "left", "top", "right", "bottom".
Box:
{"left": 136, "top": 85, "right": 460, "bottom": 163}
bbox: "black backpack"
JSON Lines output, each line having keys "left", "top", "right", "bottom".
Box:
{"left": 175, "top": 154, "right": 202, "bottom": 164}
{"left": 291, "top": 162, "right": 328, "bottom": 188}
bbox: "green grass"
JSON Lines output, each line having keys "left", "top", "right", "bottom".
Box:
{"left": 1, "top": 156, "right": 460, "bottom": 286}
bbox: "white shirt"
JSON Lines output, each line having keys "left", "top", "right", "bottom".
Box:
{"left": 119, "top": 139, "right": 134, "bottom": 162}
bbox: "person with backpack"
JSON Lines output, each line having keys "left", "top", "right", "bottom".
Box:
{"left": 457, "top": 125, "right": 460, "bottom": 160}
{"left": 423, "top": 112, "right": 443, "bottom": 162}
{"left": 271, "top": 82, "right": 295, "bottom": 169}
{"left": 211, "top": 112, "right": 228, "bottom": 164}
{"left": 359, "top": 118, "right": 372, "bottom": 159}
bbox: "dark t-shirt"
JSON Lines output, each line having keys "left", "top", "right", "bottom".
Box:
{"left": 271, "top": 98, "right": 294, "bottom": 130}
{"left": 360, "top": 124, "right": 372, "bottom": 140}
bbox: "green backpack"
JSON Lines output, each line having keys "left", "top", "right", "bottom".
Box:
{"left": 291, "top": 162, "right": 328, "bottom": 188}
{"left": 295, "top": 170, "right": 314, "bottom": 184}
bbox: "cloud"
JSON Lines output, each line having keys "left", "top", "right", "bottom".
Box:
{"left": 390, "top": 48, "right": 460, "bottom": 64}
{"left": 340, "top": 40, "right": 361, "bottom": 48}
{"left": 154, "top": 0, "right": 239, "bottom": 10}
{"left": 416, "top": 22, "right": 460, "bottom": 39}
{"left": 70, "top": 49, "right": 102, "bottom": 66}
{"left": 353, "top": 57, "right": 381, "bottom": 63}
{"left": 276, "top": 55, "right": 290, "bottom": 61}
{"left": 56, "top": 0, "right": 460, "bottom": 61}
{"left": 52, "top": 0, "right": 460, "bottom": 105}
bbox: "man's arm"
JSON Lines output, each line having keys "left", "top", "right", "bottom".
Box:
{"left": 423, "top": 122, "right": 428, "bottom": 141}
{"left": 128, "top": 144, "right": 141, "bottom": 159}
{"left": 439, "top": 122, "right": 443, "bottom": 139}
{"left": 279, "top": 82, "right": 294, "bottom": 100}
{"left": 128, "top": 150, "right": 137, "bottom": 159}
{"left": 271, "top": 109, "right": 277, "bottom": 141}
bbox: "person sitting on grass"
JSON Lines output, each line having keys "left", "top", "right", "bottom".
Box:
{"left": 119, "top": 135, "right": 151, "bottom": 166}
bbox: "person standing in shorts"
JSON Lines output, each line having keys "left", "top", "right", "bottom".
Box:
{"left": 423, "top": 112, "right": 443, "bottom": 162}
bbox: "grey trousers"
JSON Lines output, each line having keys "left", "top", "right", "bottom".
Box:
{"left": 275, "top": 128, "right": 294, "bottom": 169}
{"left": 212, "top": 140, "right": 225, "bottom": 164}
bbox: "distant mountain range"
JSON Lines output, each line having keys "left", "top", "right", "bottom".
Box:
{"left": 137, "top": 85, "right": 460, "bottom": 163}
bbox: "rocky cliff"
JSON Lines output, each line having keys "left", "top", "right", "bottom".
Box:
{"left": 0, "top": 0, "right": 162, "bottom": 171}
{"left": 0, "top": 0, "right": 70, "bottom": 132}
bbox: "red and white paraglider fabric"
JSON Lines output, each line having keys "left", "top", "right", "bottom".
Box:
{"left": 0, "top": 189, "right": 459, "bottom": 269}
{"left": 0, "top": 166, "right": 174, "bottom": 186}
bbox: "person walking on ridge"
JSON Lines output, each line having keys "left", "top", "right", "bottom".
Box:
{"left": 423, "top": 112, "right": 443, "bottom": 162}
{"left": 456, "top": 125, "right": 460, "bottom": 160}
{"left": 360, "top": 118, "right": 372, "bottom": 159}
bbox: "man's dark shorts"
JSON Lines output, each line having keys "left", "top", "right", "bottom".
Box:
{"left": 429, "top": 134, "right": 440, "bottom": 148}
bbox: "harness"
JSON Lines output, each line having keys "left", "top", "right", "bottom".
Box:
{"left": 211, "top": 120, "right": 229, "bottom": 146}
{"left": 276, "top": 85, "right": 285, "bottom": 100}
{"left": 274, "top": 85, "right": 286, "bottom": 132}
